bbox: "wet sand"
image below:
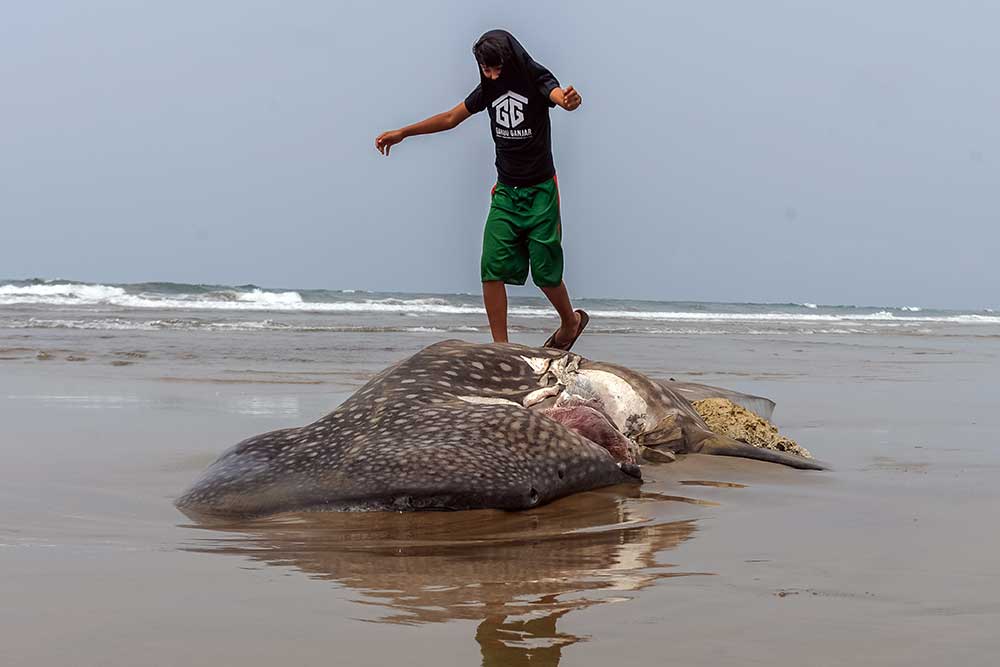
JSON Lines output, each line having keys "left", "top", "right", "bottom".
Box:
{"left": 2, "top": 328, "right": 999, "bottom": 665}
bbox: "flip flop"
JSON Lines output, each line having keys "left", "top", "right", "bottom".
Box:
{"left": 543, "top": 309, "right": 590, "bottom": 351}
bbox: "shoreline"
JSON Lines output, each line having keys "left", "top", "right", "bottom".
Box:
{"left": 2, "top": 322, "right": 999, "bottom": 665}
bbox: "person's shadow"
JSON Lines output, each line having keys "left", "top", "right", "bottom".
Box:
{"left": 180, "top": 487, "right": 707, "bottom": 666}
{"left": 476, "top": 604, "right": 576, "bottom": 667}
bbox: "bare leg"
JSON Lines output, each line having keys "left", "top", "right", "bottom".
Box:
{"left": 540, "top": 281, "right": 581, "bottom": 346}
{"left": 482, "top": 280, "right": 509, "bottom": 343}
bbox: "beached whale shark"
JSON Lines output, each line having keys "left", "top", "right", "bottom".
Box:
{"left": 176, "top": 340, "right": 823, "bottom": 517}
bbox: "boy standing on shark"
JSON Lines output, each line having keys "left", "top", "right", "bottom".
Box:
{"left": 375, "top": 29, "right": 588, "bottom": 350}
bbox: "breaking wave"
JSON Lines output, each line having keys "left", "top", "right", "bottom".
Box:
{"left": 2, "top": 281, "right": 998, "bottom": 326}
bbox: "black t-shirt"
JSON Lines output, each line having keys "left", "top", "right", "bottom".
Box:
{"left": 464, "top": 32, "right": 560, "bottom": 187}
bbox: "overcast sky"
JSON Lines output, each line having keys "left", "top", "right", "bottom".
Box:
{"left": 2, "top": 1, "right": 997, "bottom": 308}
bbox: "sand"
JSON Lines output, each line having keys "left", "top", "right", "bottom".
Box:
{"left": 693, "top": 397, "right": 813, "bottom": 458}
{"left": 2, "top": 326, "right": 999, "bottom": 666}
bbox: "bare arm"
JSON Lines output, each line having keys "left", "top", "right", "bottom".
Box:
{"left": 375, "top": 102, "right": 472, "bottom": 156}
{"left": 549, "top": 86, "right": 582, "bottom": 111}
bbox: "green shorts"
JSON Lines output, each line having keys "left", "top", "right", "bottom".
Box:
{"left": 481, "top": 176, "right": 563, "bottom": 288}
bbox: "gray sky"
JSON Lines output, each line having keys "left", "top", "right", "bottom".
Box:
{"left": 3, "top": 1, "right": 998, "bottom": 309}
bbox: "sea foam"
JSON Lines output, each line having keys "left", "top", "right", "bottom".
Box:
{"left": 2, "top": 282, "right": 1000, "bottom": 326}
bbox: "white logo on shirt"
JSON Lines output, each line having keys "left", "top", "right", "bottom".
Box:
{"left": 492, "top": 91, "right": 528, "bottom": 129}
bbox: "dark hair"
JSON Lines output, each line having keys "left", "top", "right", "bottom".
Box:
{"left": 473, "top": 35, "right": 509, "bottom": 68}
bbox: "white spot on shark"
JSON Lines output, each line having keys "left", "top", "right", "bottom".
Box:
{"left": 456, "top": 396, "right": 522, "bottom": 407}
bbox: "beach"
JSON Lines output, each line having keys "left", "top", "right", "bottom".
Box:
{"left": 2, "top": 282, "right": 999, "bottom": 666}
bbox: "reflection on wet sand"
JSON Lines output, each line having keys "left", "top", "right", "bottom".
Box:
{"left": 180, "top": 488, "right": 710, "bottom": 666}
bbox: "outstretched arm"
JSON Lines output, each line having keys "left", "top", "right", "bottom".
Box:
{"left": 549, "top": 86, "right": 582, "bottom": 111}
{"left": 375, "top": 102, "right": 472, "bottom": 156}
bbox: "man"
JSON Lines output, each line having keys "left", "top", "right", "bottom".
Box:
{"left": 375, "top": 29, "right": 588, "bottom": 350}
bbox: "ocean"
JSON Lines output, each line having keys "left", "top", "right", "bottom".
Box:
{"left": 2, "top": 279, "right": 997, "bottom": 338}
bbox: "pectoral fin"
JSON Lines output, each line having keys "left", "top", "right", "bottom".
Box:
{"left": 697, "top": 434, "right": 828, "bottom": 471}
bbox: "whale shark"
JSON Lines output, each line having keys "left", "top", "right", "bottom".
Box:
{"left": 176, "top": 340, "right": 822, "bottom": 517}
